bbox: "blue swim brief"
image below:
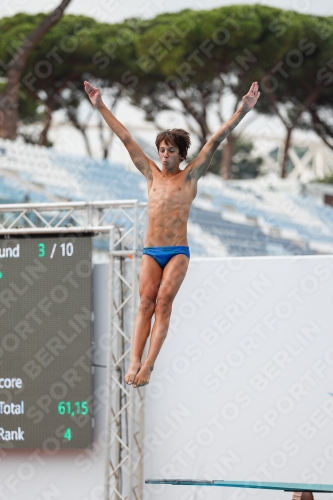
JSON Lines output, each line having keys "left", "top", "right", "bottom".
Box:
{"left": 143, "top": 246, "right": 190, "bottom": 269}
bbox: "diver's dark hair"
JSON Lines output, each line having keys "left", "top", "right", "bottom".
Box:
{"left": 155, "top": 129, "right": 191, "bottom": 162}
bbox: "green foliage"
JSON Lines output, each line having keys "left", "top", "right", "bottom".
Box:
{"left": 18, "top": 90, "right": 40, "bottom": 122}
{"left": 316, "top": 174, "right": 333, "bottom": 184}
{"left": 0, "top": 13, "right": 44, "bottom": 67}
{"left": 2, "top": 6, "right": 332, "bottom": 101}
{"left": 1, "top": 5, "right": 333, "bottom": 159}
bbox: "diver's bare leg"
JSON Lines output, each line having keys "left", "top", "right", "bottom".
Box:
{"left": 133, "top": 254, "right": 189, "bottom": 387}
{"left": 125, "top": 256, "right": 162, "bottom": 385}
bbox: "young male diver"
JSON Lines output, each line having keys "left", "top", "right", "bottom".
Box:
{"left": 84, "top": 80, "right": 260, "bottom": 387}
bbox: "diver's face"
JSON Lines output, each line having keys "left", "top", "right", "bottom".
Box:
{"left": 159, "top": 141, "right": 182, "bottom": 170}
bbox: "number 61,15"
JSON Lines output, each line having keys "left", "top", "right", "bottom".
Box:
{"left": 58, "top": 401, "right": 88, "bottom": 415}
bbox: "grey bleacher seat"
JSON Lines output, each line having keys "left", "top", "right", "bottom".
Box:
{"left": 189, "top": 206, "right": 316, "bottom": 257}
{"left": 1, "top": 139, "right": 333, "bottom": 257}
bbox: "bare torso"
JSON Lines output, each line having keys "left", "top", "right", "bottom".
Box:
{"left": 145, "top": 163, "right": 197, "bottom": 247}
{"left": 84, "top": 79, "right": 260, "bottom": 388}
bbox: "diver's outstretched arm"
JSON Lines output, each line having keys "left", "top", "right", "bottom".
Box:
{"left": 84, "top": 81, "right": 153, "bottom": 178}
{"left": 188, "top": 82, "right": 260, "bottom": 179}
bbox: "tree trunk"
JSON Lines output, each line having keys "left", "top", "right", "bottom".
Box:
{"left": 0, "top": 77, "right": 20, "bottom": 140}
{"left": 269, "top": 87, "right": 321, "bottom": 178}
{"left": 310, "top": 108, "right": 333, "bottom": 151}
{"left": 98, "top": 118, "right": 111, "bottom": 159}
{"left": 66, "top": 108, "right": 93, "bottom": 157}
{"left": 174, "top": 90, "right": 211, "bottom": 148}
{"left": 0, "top": 0, "right": 72, "bottom": 140}
{"left": 221, "top": 134, "right": 235, "bottom": 180}
{"left": 281, "top": 127, "right": 292, "bottom": 178}
{"left": 38, "top": 108, "right": 53, "bottom": 146}
{"left": 80, "top": 128, "right": 93, "bottom": 157}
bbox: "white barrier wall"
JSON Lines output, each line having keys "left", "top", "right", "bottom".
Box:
{"left": 144, "top": 256, "right": 333, "bottom": 500}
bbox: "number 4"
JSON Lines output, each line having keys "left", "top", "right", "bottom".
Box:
{"left": 64, "top": 428, "right": 72, "bottom": 441}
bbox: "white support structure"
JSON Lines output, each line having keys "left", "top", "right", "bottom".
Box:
{"left": 0, "top": 200, "right": 148, "bottom": 500}
{"left": 243, "top": 133, "right": 333, "bottom": 181}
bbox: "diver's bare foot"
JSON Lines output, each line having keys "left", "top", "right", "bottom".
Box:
{"left": 133, "top": 363, "right": 154, "bottom": 388}
{"left": 125, "top": 360, "right": 142, "bottom": 385}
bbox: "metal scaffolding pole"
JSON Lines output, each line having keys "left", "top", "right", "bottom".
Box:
{"left": 0, "top": 200, "right": 147, "bottom": 500}
{"left": 106, "top": 201, "right": 145, "bottom": 500}
{"left": 105, "top": 226, "right": 116, "bottom": 500}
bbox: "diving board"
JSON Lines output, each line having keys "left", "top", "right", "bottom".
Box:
{"left": 145, "top": 479, "right": 333, "bottom": 493}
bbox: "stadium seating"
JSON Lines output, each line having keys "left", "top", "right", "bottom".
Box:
{"left": 0, "top": 137, "right": 333, "bottom": 257}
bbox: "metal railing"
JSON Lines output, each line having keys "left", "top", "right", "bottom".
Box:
{"left": 0, "top": 200, "right": 148, "bottom": 500}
